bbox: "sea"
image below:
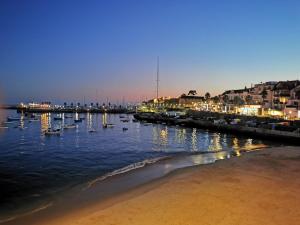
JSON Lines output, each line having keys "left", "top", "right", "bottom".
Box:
{"left": 0, "top": 109, "right": 280, "bottom": 224}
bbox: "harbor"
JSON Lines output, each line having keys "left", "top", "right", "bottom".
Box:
{"left": 134, "top": 111, "right": 300, "bottom": 144}
{"left": 2, "top": 1, "right": 300, "bottom": 224}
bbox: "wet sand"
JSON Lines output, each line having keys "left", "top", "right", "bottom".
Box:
{"left": 13, "top": 146, "right": 300, "bottom": 225}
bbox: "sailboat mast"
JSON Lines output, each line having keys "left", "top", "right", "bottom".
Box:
{"left": 156, "top": 56, "right": 159, "bottom": 100}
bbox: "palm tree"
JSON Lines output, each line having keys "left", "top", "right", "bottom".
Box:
{"left": 261, "top": 88, "right": 268, "bottom": 100}
{"left": 205, "top": 92, "right": 211, "bottom": 100}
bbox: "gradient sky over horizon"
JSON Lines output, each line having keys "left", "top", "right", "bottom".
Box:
{"left": 1, "top": 0, "right": 300, "bottom": 104}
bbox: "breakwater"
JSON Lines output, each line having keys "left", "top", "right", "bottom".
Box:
{"left": 134, "top": 112, "right": 300, "bottom": 144}
{"left": 16, "top": 107, "right": 133, "bottom": 114}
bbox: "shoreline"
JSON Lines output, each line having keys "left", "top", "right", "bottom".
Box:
{"left": 4, "top": 145, "right": 300, "bottom": 225}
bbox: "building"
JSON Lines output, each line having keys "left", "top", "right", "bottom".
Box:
{"left": 178, "top": 94, "right": 205, "bottom": 108}
{"left": 272, "top": 80, "right": 300, "bottom": 110}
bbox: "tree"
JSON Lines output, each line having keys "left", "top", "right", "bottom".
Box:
{"left": 64, "top": 102, "right": 67, "bottom": 108}
{"left": 188, "top": 90, "right": 197, "bottom": 96}
{"left": 180, "top": 93, "right": 186, "bottom": 98}
{"left": 223, "top": 95, "right": 229, "bottom": 104}
{"left": 205, "top": 92, "right": 211, "bottom": 100}
{"left": 212, "top": 96, "right": 220, "bottom": 104}
{"left": 261, "top": 88, "right": 268, "bottom": 100}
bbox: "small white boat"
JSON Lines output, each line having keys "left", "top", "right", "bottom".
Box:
{"left": 0, "top": 126, "right": 8, "bottom": 129}
{"left": 88, "top": 128, "right": 97, "bottom": 133}
{"left": 143, "top": 123, "right": 152, "bottom": 126}
{"left": 63, "top": 124, "right": 76, "bottom": 129}
{"left": 103, "top": 123, "right": 115, "bottom": 128}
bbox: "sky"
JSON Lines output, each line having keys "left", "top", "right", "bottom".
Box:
{"left": 1, "top": 0, "right": 300, "bottom": 104}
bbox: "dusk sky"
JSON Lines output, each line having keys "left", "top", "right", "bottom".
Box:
{"left": 1, "top": 0, "right": 300, "bottom": 104}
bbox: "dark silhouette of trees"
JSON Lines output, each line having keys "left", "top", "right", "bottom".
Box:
{"left": 205, "top": 92, "right": 211, "bottom": 100}
{"left": 188, "top": 90, "right": 197, "bottom": 96}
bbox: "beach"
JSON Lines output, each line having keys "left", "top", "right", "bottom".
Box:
{"left": 21, "top": 146, "right": 299, "bottom": 225}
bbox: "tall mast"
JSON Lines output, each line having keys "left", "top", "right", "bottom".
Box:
{"left": 156, "top": 56, "right": 159, "bottom": 100}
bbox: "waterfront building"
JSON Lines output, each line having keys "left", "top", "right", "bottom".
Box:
{"left": 178, "top": 94, "right": 205, "bottom": 108}
{"left": 272, "top": 80, "right": 300, "bottom": 110}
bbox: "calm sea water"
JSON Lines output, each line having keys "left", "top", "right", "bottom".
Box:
{"left": 0, "top": 109, "right": 277, "bottom": 220}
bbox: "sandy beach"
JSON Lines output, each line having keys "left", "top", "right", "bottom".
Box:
{"left": 19, "top": 146, "right": 297, "bottom": 225}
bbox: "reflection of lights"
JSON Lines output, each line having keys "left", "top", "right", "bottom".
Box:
{"left": 233, "top": 137, "right": 239, "bottom": 149}
{"left": 19, "top": 112, "right": 25, "bottom": 129}
{"left": 41, "top": 113, "right": 51, "bottom": 131}
{"left": 175, "top": 128, "right": 186, "bottom": 144}
{"left": 160, "top": 129, "right": 167, "bottom": 139}
{"left": 235, "top": 151, "right": 241, "bottom": 157}
{"left": 191, "top": 128, "right": 197, "bottom": 151}
{"left": 160, "top": 127, "right": 168, "bottom": 146}
{"left": 87, "top": 112, "right": 93, "bottom": 129}
{"left": 152, "top": 126, "right": 168, "bottom": 151}
{"left": 208, "top": 133, "right": 222, "bottom": 151}
{"left": 102, "top": 113, "right": 107, "bottom": 125}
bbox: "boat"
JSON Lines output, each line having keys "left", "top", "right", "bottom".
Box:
{"left": 122, "top": 127, "right": 128, "bottom": 131}
{"left": 0, "top": 126, "right": 8, "bottom": 129}
{"left": 54, "top": 116, "right": 63, "bottom": 121}
{"left": 74, "top": 119, "right": 82, "bottom": 123}
{"left": 121, "top": 119, "right": 130, "bottom": 122}
{"left": 4, "top": 121, "right": 15, "bottom": 124}
{"left": 119, "top": 115, "right": 125, "bottom": 118}
{"left": 88, "top": 128, "right": 97, "bottom": 133}
{"left": 29, "top": 118, "right": 39, "bottom": 122}
{"left": 103, "top": 123, "right": 115, "bottom": 128}
{"left": 63, "top": 124, "right": 76, "bottom": 129}
{"left": 64, "top": 115, "right": 73, "bottom": 118}
{"left": 79, "top": 117, "right": 85, "bottom": 120}
{"left": 44, "top": 128, "right": 61, "bottom": 136}
{"left": 132, "top": 119, "right": 138, "bottom": 122}
{"left": 7, "top": 117, "right": 21, "bottom": 122}
{"left": 143, "top": 122, "right": 152, "bottom": 126}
